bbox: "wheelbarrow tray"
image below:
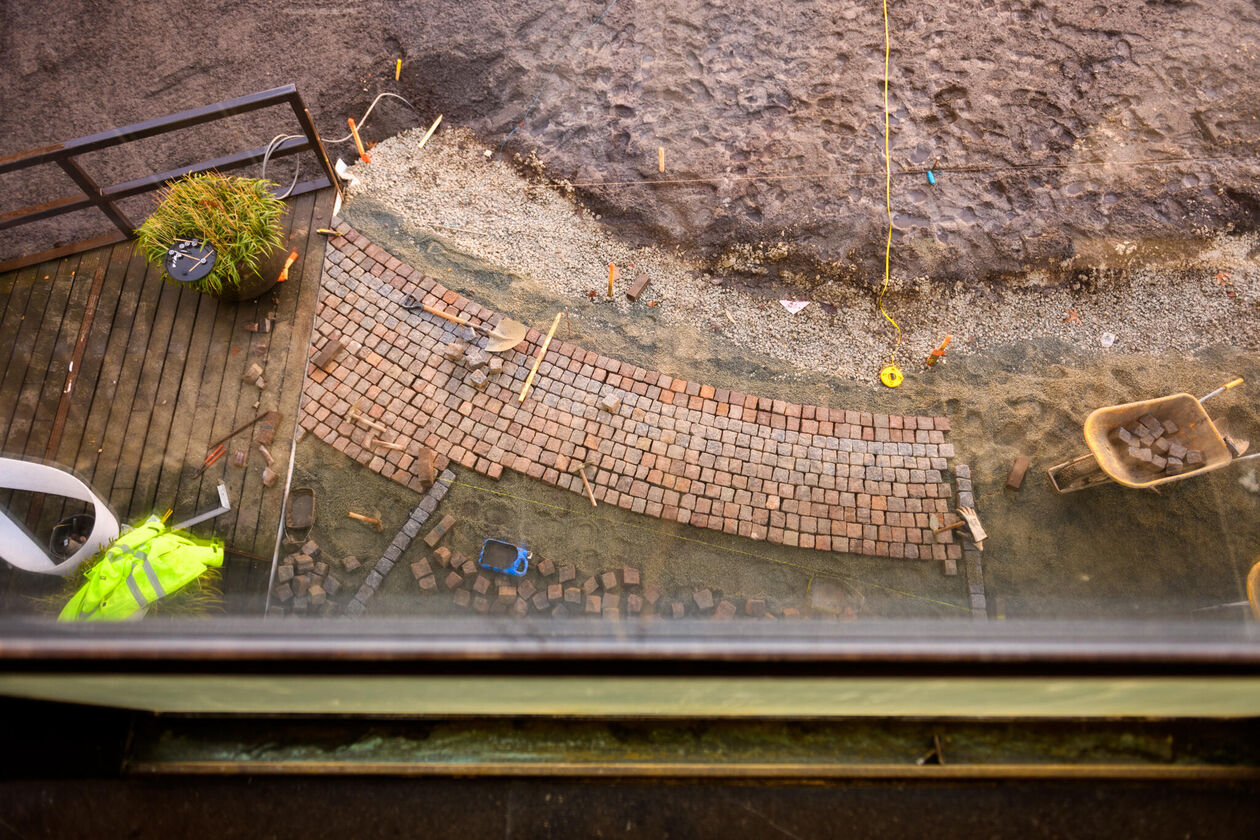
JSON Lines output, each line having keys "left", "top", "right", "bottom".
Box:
{"left": 1084, "top": 392, "right": 1230, "bottom": 489}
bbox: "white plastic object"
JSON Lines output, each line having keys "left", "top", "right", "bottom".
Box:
{"left": 0, "top": 458, "right": 120, "bottom": 576}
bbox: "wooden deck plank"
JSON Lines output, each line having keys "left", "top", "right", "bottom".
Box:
{"left": 26, "top": 248, "right": 108, "bottom": 532}
{"left": 71, "top": 246, "right": 153, "bottom": 489}
{"left": 0, "top": 264, "right": 42, "bottom": 414}
{"left": 150, "top": 290, "right": 221, "bottom": 525}
{"left": 200, "top": 250, "right": 280, "bottom": 613}
{"left": 230, "top": 191, "right": 316, "bottom": 557}
{"left": 53, "top": 241, "right": 136, "bottom": 475}
{"left": 92, "top": 261, "right": 166, "bottom": 508}
{"left": 212, "top": 195, "right": 318, "bottom": 612}
{"left": 238, "top": 189, "right": 329, "bottom": 609}
{"left": 111, "top": 274, "right": 183, "bottom": 519}
{"left": 2, "top": 254, "right": 82, "bottom": 487}
{"left": 0, "top": 259, "right": 68, "bottom": 453}
{"left": 128, "top": 281, "right": 203, "bottom": 519}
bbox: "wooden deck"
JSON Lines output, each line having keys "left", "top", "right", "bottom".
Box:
{"left": 0, "top": 189, "right": 334, "bottom": 615}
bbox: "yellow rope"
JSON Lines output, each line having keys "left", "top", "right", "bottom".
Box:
{"left": 878, "top": 0, "right": 902, "bottom": 363}
{"left": 434, "top": 475, "right": 968, "bottom": 612}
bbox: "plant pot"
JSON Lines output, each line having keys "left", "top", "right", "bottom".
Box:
{"left": 214, "top": 244, "right": 285, "bottom": 302}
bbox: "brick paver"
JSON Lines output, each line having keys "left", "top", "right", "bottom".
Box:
{"left": 299, "top": 225, "right": 958, "bottom": 560}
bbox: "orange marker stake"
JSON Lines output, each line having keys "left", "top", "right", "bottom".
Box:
{"left": 276, "top": 250, "right": 299, "bottom": 283}
{"left": 658, "top": 146, "right": 665, "bottom": 173}
{"left": 925, "top": 334, "right": 953, "bottom": 367}
{"left": 395, "top": 58, "right": 402, "bottom": 81}
{"left": 348, "top": 117, "right": 371, "bottom": 163}
{"left": 608, "top": 263, "right": 616, "bottom": 297}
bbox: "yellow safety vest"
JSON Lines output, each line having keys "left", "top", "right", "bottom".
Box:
{"left": 59, "top": 516, "right": 223, "bottom": 621}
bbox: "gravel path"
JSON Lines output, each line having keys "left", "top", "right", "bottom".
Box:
{"left": 341, "top": 125, "right": 1259, "bottom": 384}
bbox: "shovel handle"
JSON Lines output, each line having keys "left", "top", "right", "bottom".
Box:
{"left": 1200, "top": 377, "right": 1244, "bottom": 403}
{"left": 421, "top": 303, "right": 470, "bottom": 327}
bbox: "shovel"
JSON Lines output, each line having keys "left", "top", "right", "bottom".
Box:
{"left": 402, "top": 295, "right": 527, "bottom": 353}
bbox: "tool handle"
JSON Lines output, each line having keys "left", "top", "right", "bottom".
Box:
{"left": 519, "top": 313, "right": 562, "bottom": 403}
{"left": 422, "top": 303, "right": 471, "bottom": 327}
{"left": 1200, "top": 377, "right": 1244, "bottom": 403}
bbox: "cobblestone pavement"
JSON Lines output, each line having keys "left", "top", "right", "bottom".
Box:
{"left": 299, "top": 225, "right": 962, "bottom": 562}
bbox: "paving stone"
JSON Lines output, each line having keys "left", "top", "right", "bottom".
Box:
{"left": 453, "top": 589, "right": 472, "bottom": 608}
{"left": 714, "top": 600, "right": 737, "bottom": 620}
{"left": 411, "top": 559, "right": 432, "bottom": 580}
{"left": 341, "top": 555, "right": 361, "bottom": 572}
{"left": 584, "top": 594, "right": 603, "bottom": 614}
{"left": 537, "top": 557, "right": 556, "bottom": 577}
{"left": 303, "top": 227, "right": 960, "bottom": 564}
{"left": 693, "top": 588, "right": 715, "bottom": 611}
{"left": 276, "top": 565, "right": 294, "bottom": 584}
{"left": 559, "top": 564, "right": 576, "bottom": 583}
{"left": 599, "top": 571, "right": 619, "bottom": 591}
{"left": 622, "top": 566, "right": 640, "bottom": 586}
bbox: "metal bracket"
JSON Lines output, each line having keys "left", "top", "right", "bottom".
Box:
{"left": 170, "top": 482, "right": 231, "bottom": 532}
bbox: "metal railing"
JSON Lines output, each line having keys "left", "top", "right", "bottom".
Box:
{"left": 0, "top": 85, "right": 341, "bottom": 271}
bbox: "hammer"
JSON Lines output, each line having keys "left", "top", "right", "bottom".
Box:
{"left": 571, "top": 461, "right": 598, "bottom": 507}
{"left": 348, "top": 404, "right": 388, "bottom": 434}
{"left": 364, "top": 433, "right": 406, "bottom": 451}
{"left": 348, "top": 509, "right": 383, "bottom": 530}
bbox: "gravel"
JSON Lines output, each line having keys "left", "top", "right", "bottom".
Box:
{"left": 340, "top": 125, "right": 1260, "bottom": 383}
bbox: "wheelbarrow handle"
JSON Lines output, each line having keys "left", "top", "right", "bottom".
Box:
{"left": 1200, "top": 377, "right": 1244, "bottom": 403}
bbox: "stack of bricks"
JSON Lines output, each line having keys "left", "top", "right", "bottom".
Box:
{"left": 302, "top": 224, "right": 958, "bottom": 561}
{"left": 344, "top": 468, "right": 454, "bottom": 617}
{"left": 1111, "top": 414, "right": 1202, "bottom": 476}
{"left": 415, "top": 551, "right": 806, "bottom": 621}
{"left": 270, "top": 539, "right": 340, "bottom": 617}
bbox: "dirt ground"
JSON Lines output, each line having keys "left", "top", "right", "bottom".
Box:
{"left": 5, "top": 1, "right": 1260, "bottom": 282}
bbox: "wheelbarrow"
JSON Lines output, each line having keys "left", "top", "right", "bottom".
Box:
{"left": 1048, "top": 378, "right": 1258, "bottom": 493}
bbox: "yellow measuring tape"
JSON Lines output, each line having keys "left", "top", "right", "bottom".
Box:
{"left": 878, "top": 0, "right": 903, "bottom": 388}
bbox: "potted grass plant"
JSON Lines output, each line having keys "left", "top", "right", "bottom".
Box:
{"left": 135, "top": 172, "right": 286, "bottom": 301}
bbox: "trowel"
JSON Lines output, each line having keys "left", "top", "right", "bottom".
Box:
{"left": 402, "top": 295, "right": 528, "bottom": 353}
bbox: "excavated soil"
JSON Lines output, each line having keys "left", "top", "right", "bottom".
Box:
{"left": 5, "top": 1, "right": 1260, "bottom": 285}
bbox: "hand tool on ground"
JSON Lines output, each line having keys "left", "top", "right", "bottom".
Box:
{"left": 205, "top": 409, "right": 273, "bottom": 452}
{"left": 195, "top": 444, "right": 226, "bottom": 477}
{"left": 348, "top": 509, "right": 383, "bottom": 530}
{"left": 364, "top": 433, "right": 406, "bottom": 451}
{"left": 928, "top": 513, "right": 967, "bottom": 536}
{"left": 401, "top": 296, "right": 528, "bottom": 353}
{"left": 348, "top": 405, "right": 388, "bottom": 434}
{"left": 417, "top": 114, "right": 443, "bottom": 149}
{"left": 955, "top": 506, "right": 987, "bottom": 551}
{"left": 570, "top": 461, "right": 598, "bottom": 507}
{"left": 519, "top": 312, "right": 562, "bottom": 403}
{"left": 276, "top": 250, "right": 299, "bottom": 283}
{"left": 347, "top": 117, "right": 371, "bottom": 163}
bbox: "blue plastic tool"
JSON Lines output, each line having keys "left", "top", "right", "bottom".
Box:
{"left": 477, "top": 538, "right": 530, "bottom": 577}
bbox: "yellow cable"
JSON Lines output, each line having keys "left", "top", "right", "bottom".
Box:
{"left": 433, "top": 475, "right": 968, "bottom": 612}
{"left": 878, "top": 0, "right": 902, "bottom": 366}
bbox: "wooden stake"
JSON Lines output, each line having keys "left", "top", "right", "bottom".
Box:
{"left": 518, "top": 312, "right": 562, "bottom": 403}
{"left": 658, "top": 146, "right": 665, "bottom": 173}
{"left": 395, "top": 58, "right": 402, "bottom": 81}
{"left": 348, "top": 117, "right": 371, "bottom": 163}
{"left": 418, "top": 114, "right": 443, "bottom": 149}
{"left": 608, "top": 263, "right": 616, "bottom": 297}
